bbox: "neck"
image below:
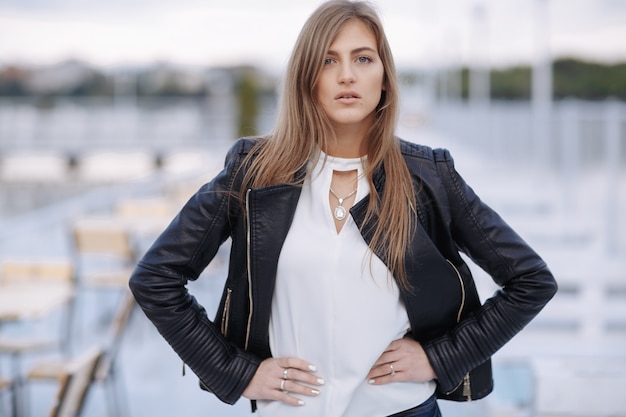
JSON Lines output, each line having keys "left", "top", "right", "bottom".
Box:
{"left": 325, "top": 121, "right": 371, "bottom": 158}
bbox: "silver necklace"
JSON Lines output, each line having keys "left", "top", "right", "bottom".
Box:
{"left": 329, "top": 186, "right": 357, "bottom": 221}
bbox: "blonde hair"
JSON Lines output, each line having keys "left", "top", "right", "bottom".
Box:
{"left": 242, "top": 0, "right": 416, "bottom": 290}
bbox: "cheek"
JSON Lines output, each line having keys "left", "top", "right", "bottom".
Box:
{"left": 316, "top": 75, "right": 331, "bottom": 99}
{"left": 372, "top": 75, "right": 384, "bottom": 101}
{"left": 367, "top": 69, "right": 385, "bottom": 95}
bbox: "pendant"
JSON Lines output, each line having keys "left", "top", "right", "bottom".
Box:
{"left": 334, "top": 205, "right": 347, "bottom": 221}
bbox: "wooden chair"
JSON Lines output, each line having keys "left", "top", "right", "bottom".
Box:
{"left": 114, "top": 196, "right": 175, "bottom": 220}
{"left": 71, "top": 218, "right": 137, "bottom": 289}
{"left": 0, "top": 377, "right": 15, "bottom": 417}
{"left": 0, "top": 261, "right": 74, "bottom": 286}
{"left": 27, "top": 291, "right": 136, "bottom": 417}
{"left": 0, "top": 259, "right": 77, "bottom": 417}
{"left": 47, "top": 346, "right": 102, "bottom": 417}
{"left": 113, "top": 197, "right": 175, "bottom": 250}
{"left": 0, "top": 259, "right": 76, "bottom": 355}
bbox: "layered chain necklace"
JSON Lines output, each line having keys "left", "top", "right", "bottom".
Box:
{"left": 329, "top": 186, "right": 358, "bottom": 221}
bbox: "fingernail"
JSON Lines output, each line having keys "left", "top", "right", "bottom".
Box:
{"left": 298, "top": 400, "right": 305, "bottom": 406}
{"left": 311, "top": 389, "right": 320, "bottom": 395}
{"left": 308, "top": 364, "right": 318, "bottom": 372}
{"left": 317, "top": 378, "right": 326, "bottom": 385}
{"left": 368, "top": 379, "right": 376, "bottom": 384}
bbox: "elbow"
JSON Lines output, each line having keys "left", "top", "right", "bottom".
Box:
{"left": 545, "top": 272, "right": 558, "bottom": 301}
{"left": 514, "top": 266, "right": 559, "bottom": 311}
{"left": 537, "top": 265, "right": 558, "bottom": 304}
{"left": 128, "top": 266, "right": 142, "bottom": 296}
{"left": 127, "top": 263, "right": 170, "bottom": 305}
{"left": 128, "top": 264, "right": 150, "bottom": 305}
{"left": 502, "top": 265, "right": 558, "bottom": 314}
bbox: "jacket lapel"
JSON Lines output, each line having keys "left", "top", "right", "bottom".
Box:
{"left": 246, "top": 183, "right": 302, "bottom": 354}
{"left": 350, "top": 167, "right": 464, "bottom": 340}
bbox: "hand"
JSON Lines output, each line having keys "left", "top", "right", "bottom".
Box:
{"left": 366, "top": 338, "right": 436, "bottom": 385}
{"left": 243, "top": 357, "right": 325, "bottom": 407}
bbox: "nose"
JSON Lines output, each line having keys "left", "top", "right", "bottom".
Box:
{"left": 337, "top": 62, "right": 355, "bottom": 84}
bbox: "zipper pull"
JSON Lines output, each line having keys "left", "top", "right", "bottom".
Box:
{"left": 182, "top": 361, "right": 186, "bottom": 376}
{"left": 462, "top": 374, "right": 471, "bottom": 401}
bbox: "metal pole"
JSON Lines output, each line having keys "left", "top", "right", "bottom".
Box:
{"left": 468, "top": 2, "right": 490, "bottom": 149}
{"left": 560, "top": 100, "right": 580, "bottom": 216}
{"left": 532, "top": 0, "right": 553, "bottom": 172}
{"left": 604, "top": 99, "right": 622, "bottom": 256}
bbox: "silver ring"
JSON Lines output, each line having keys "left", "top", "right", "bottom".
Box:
{"left": 280, "top": 379, "right": 286, "bottom": 391}
{"left": 389, "top": 363, "right": 396, "bottom": 376}
{"left": 283, "top": 368, "right": 289, "bottom": 379}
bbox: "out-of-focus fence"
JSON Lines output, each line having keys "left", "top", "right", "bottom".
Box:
{"left": 0, "top": 95, "right": 276, "bottom": 154}
{"left": 430, "top": 98, "right": 626, "bottom": 256}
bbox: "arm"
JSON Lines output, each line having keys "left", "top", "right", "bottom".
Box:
{"left": 129, "top": 141, "right": 261, "bottom": 404}
{"left": 422, "top": 149, "right": 558, "bottom": 393}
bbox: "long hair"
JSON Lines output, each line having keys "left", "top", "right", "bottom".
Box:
{"left": 242, "top": 0, "right": 417, "bottom": 290}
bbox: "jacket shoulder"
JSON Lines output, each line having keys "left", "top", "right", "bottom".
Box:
{"left": 398, "top": 138, "right": 452, "bottom": 165}
{"left": 227, "top": 137, "right": 264, "bottom": 158}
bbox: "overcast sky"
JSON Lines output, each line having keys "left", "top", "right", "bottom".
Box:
{"left": 1, "top": 0, "right": 625, "bottom": 72}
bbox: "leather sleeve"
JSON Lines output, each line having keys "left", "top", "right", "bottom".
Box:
{"left": 128, "top": 140, "right": 261, "bottom": 404}
{"left": 422, "top": 149, "right": 558, "bottom": 393}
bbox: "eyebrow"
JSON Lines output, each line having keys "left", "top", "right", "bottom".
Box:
{"left": 326, "top": 46, "right": 378, "bottom": 56}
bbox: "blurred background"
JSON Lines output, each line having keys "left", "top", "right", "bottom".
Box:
{"left": 0, "top": 0, "right": 625, "bottom": 416}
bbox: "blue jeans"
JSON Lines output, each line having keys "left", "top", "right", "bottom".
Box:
{"left": 387, "top": 394, "right": 442, "bottom": 417}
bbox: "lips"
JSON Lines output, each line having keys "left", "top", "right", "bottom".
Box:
{"left": 335, "top": 91, "right": 361, "bottom": 100}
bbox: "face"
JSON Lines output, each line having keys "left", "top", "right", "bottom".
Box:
{"left": 316, "top": 19, "right": 385, "bottom": 133}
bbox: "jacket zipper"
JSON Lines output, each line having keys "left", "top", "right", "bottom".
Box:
{"left": 444, "top": 259, "right": 471, "bottom": 399}
{"left": 462, "top": 374, "right": 472, "bottom": 400}
{"left": 221, "top": 288, "right": 233, "bottom": 337}
{"left": 244, "top": 189, "right": 253, "bottom": 350}
{"left": 183, "top": 283, "right": 234, "bottom": 378}
{"left": 183, "top": 189, "right": 253, "bottom": 376}
{"left": 446, "top": 259, "right": 466, "bottom": 322}
{"left": 182, "top": 192, "right": 253, "bottom": 378}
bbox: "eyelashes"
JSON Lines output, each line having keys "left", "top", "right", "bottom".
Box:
{"left": 323, "top": 55, "right": 374, "bottom": 65}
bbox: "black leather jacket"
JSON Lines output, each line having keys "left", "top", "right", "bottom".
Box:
{"left": 129, "top": 138, "right": 557, "bottom": 405}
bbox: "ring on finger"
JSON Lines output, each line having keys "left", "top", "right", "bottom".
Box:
{"left": 283, "top": 368, "right": 289, "bottom": 379}
{"left": 389, "top": 363, "right": 396, "bottom": 377}
{"left": 280, "top": 379, "right": 286, "bottom": 392}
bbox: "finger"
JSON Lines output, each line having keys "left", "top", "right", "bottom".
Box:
{"left": 368, "top": 361, "right": 405, "bottom": 384}
{"left": 367, "top": 361, "right": 396, "bottom": 380}
{"left": 368, "top": 371, "right": 402, "bottom": 386}
{"left": 370, "top": 348, "right": 405, "bottom": 371}
{"left": 282, "top": 368, "right": 326, "bottom": 388}
{"left": 275, "top": 357, "right": 319, "bottom": 373}
{"left": 274, "top": 357, "right": 325, "bottom": 388}
{"left": 370, "top": 342, "right": 407, "bottom": 368}
{"left": 276, "top": 390, "right": 307, "bottom": 407}
{"left": 279, "top": 378, "right": 322, "bottom": 398}
{"left": 386, "top": 338, "right": 406, "bottom": 351}
{"left": 371, "top": 352, "right": 395, "bottom": 368}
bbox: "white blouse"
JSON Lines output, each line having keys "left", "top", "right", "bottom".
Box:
{"left": 257, "top": 152, "right": 435, "bottom": 417}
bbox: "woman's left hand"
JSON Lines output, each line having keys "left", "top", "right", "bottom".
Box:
{"left": 366, "top": 338, "right": 436, "bottom": 385}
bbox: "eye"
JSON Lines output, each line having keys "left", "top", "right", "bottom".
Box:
{"left": 357, "top": 56, "right": 373, "bottom": 63}
{"left": 324, "top": 58, "right": 335, "bottom": 65}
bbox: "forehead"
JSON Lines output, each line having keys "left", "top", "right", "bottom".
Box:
{"left": 329, "top": 19, "right": 378, "bottom": 50}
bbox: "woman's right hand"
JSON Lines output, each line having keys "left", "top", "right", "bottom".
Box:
{"left": 242, "top": 357, "right": 325, "bottom": 407}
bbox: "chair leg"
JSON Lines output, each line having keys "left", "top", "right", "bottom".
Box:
{"left": 105, "top": 370, "right": 130, "bottom": 417}
{"left": 10, "top": 384, "right": 18, "bottom": 417}
{"left": 62, "top": 295, "right": 78, "bottom": 357}
{"left": 0, "top": 387, "right": 6, "bottom": 417}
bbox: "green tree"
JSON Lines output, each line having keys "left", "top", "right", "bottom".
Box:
{"left": 236, "top": 71, "right": 260, "bottom": 137}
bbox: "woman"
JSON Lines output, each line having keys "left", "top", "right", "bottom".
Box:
{"left": 129, "top": 1, "right": 557, "bottom": 416}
